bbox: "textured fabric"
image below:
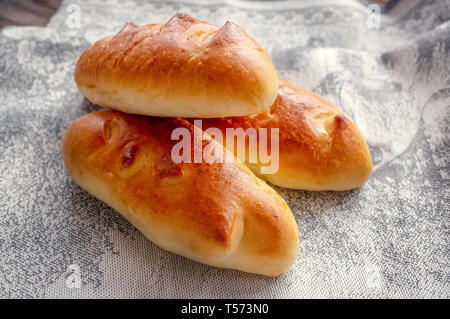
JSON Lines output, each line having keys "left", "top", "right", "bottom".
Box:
{"left": 0, "top": 0, "right": 449, "bottom": 298}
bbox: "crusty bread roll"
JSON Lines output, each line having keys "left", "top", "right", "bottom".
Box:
{"left": 74, "top": 13, "right": 278, "bottom": 118}
{"left": 62, "top": 110, "right": 299, "bottom": 276}
{"left": 196, "top": 80, "right": 373, "bottom": 191}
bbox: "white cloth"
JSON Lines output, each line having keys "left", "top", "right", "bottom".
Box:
{"left": 0, "top": 0, "right": 448, "bottom": 298}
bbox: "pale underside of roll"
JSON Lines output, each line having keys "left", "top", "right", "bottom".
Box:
{"left": 74, "top": 13, "right": 279, "bottom": 118}
{"left": 62, "top": 110, "right": 299, "bottom": 276}
{"left": 196, "top": 80, "right": 373, "bottom": 191}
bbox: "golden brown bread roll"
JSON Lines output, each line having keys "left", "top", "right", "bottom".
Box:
{"left": 62, "top": 110, "right": 299, "bottom": 276}
{"left": 74, "top": 13, "right": 278, "bottom": 118}
{"left": 195, "top": 80, "right": 373, "bottom": 191}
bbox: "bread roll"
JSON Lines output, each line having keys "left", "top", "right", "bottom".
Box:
{"left": 62, "top": 110, "right": 299, "bottom": 276}
{"left": 74, "top": 13, "right": 278, "bottom": 118}
{"left": 196, "top": 80, "right": 373, "bottom": 191}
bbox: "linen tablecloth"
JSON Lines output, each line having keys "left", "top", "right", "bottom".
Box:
{"left": 0, "top": 0, "right": 449, "bottom": 298}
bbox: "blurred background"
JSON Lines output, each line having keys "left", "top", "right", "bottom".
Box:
{"left": 0, "top": 0, "right": 61, "bottom": 27}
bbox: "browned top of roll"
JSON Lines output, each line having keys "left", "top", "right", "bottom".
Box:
{"left": 62, "top": 111, "right": 298, "bottom": 275}
{"left": 197, "top": 80, "right": 373, "bottom": 190}
{"left": 74, "top": 13, "right": 279, "bottom": 118}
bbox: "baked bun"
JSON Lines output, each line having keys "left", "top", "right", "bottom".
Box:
{"left": 62, "top": 110, "right": 299, "bottom": 276}
{"left": 74, "top": 13, "right": 278, "bottom": 118}
{"left": 197, "top": 80, "right": 373, "bottom": 191}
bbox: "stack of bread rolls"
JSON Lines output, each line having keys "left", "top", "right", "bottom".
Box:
{"left": 63, "top": 13, "right": 372, "bottom": 276}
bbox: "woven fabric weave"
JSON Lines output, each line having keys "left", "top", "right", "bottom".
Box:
{"left": 0, "top": 0, "right": 448, "bottom": 298}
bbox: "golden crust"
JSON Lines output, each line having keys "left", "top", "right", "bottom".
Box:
{"left": 62, "top": 110, "right": 298, "bottom": 276}
{"left": 74, "top": 13, "right": 278, "bottom": 118}
{"left": 197, "top": 80, "right": 373, "bottom": 190}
